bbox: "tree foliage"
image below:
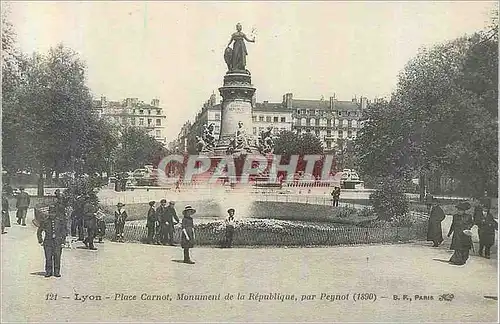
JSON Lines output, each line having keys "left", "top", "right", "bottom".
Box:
{"left": 356, "top": 16, "right": 498, "bottom": 197}
{"left": 273, "top": 130, "right": 324, "bottom": 156}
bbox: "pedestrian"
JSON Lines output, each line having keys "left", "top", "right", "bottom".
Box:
{"left": 146, "top": 201, "right": 157, "bottom": 244}
{"left": 2, "top": 195, "right": 9, "bottom": 234}
{"left": 448, "top": 202, "right": 474, "bottom": 265}
{"left": 164, "top": 201, "right": 179, "bottom": 245}
{"left": 426, "top": 198, "right": 445, "bottom": 247}
{"left": 114, "top": 202, "right": 127, "bottom": 242}
{"left": 223, "top": 208, "right": 236, "bottom": 248}
{"left": 83, "top": 196, "right": 98, "bottom": 250}
{"left": 37, "top": 205, "right": 67, "bottom": 277}
{"left": 331, "top": 186, "right": 340, "bottom": 207}
{"left": 71, "top": 195, "right": 85, "bottom": 241}
{"left": 156, "top": 199, "right": 169, "bottom": 245}
{"left": 15, "top": 186, "right": 30, "bottom": 226}
{"left": 181, "top": 205, "right": 196, "bottom": 264}
{"left": 95, "top": 207, "right": 106, "bottom": 243}
{"left": 477, "top": 199, "right": 498, "bottom": 259}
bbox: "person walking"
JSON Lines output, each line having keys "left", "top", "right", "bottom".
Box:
{"left": 331, "top": 186, "right": 340, "bottom": 207}
{"left": 15, "top": 187, "right": 30, "bottom": 226}
{"left": 223, "top": 208, "right": 236, "bottom": 248}
{"left": 146, "top": 201, "right": 157, "bottom": 244}
{"left": 426, "top": 198, "right": 446, "bottom": 247}
{"left": 83, "top": 196, "right": 98, "bottom": 250}
{"left": 71, "top": 195, "right": 85, "bottom": 241}
{"left": 448, "top": 202, "right": 474, "bottom": 265}
{"left": 181, "top": 205, "right": 196, "bottom": 264}
{"left": 164, "top": 201, "right": 179, "bottom": 245}
{"left": 477, "top": 200, "right": 498, "bottom": 259}
{"left": 2, "top": 195, "right": 9, "bottom": 234}
{"left": 37, "top": 205, "right": 67, "bottom": 277}
{"left": 114, "top": 202, "right": 127, "bottom": 242}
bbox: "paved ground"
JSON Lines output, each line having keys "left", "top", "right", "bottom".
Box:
{"left": 1, "top": 209, "right": 498, "bottom": 322}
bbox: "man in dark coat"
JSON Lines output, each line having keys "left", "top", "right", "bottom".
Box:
{"left": 83, "top": 196, "right": 98, "bottom": 250}
{"left": 476, "top": 199, "right": 498, "bottom": 258}
{"left": 15, "top": 187, "right": 30, "bottom": 226}
{"left": 448, "top": 202, "right": 474, "bottom": 265}
{"left": 2, "top": 195, "right": 9, "bottom": 234}
{"left": 331, "top": 187, "right": 340, "bottom": 207}
{"left": 156, "top": 199, "right": 170, "bottom": 245}
{"left": 146, "top": 201, "right": 157, "bottom": 244}
{"left": 71, "top": 195, "right": 85, "bottom": 241}
{"left": 426, "top": 198, "right": 445, "bottom": 247}
{"left": 164, "top": 201, "right": 179, "bottom": 245}
{"left": 37, "top": 205, "right": 67, "bottom": 277}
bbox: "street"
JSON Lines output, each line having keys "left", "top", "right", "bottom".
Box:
{"left": 1, "top": 209, "right": 497, "bottom": 322}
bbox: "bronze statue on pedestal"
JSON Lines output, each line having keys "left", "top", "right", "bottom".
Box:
{"left": 224, "top": 23, "right": 255, "bottom": 73}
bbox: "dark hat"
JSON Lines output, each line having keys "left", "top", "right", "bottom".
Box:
{"left": 148, "top": 201, "right": 156, "bottom": 206}
{"left": 227, "top": 208, "right": 235, "bottom": 214}
{"left": 117, "top": 202, "right": 125, "bottom": 207}
{"left": 455, "top": 202, "right": 471, "bottom": 211}
{"left": 19, "top": 186, "right": 25, "bottom": 190}
{"left": 182, "top": 205, "right": 196, "bottom": 216}
{"left": 160, "top": 199, "right": 167, "bottom": 204}
{"left": 169, "top": 201, "right": 175, "bottom": 205}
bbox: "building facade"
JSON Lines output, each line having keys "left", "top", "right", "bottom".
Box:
{"left": 169, "top": 92, "right": 367, "bottom": 153}
{"left": 93, "top": 97, "right": 167, "bottom": 144}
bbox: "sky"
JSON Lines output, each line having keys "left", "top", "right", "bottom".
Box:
{"left": 5, "top": 1, "right": 496, "bottom": 142}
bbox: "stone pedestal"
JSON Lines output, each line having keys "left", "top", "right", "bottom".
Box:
{"left": 215, "top": 71, "right": 259, "bottom": 155}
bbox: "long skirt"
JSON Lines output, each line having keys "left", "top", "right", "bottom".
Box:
{"left": 449, "top": 249, "right": 470, "bottom": 265}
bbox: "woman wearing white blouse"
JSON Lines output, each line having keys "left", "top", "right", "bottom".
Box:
{"left": 224, "top": 208, "right": 236, "bottom": 248}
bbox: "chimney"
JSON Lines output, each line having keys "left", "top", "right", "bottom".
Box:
{"left": 100, "top": 96, "right": 107, "bottom": 107}
{"left": 151, "top": 99, "right": 160, "bottom": 107}
{"left": 210, "top": 93, "right": 216, "bottom": 107}
{"left": 285, "top": 92, "right": 293, "bottom": 109}
{"left": 360, "top": 96, "right": 368, "bottom": 110}
{"left": 329, "top": 96, "right": 334, "bottom": 109}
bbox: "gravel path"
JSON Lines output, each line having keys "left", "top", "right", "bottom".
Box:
{"left": 1, "top": 209, "right": 497, "bottom": 322}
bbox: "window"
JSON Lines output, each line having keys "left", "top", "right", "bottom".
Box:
{"left": 147, "top": 118, "right": 152, "bottom": 125}
{"left": 348, "top": 130, "right": 352, "bottom": 138}
{"left": 259, "top": 116, "right": 264, "bottom": 122}
{"left": 338, "top": 130, "right": 343, "bottom": 137}
{"left": 140, "top": 110, "right": 144, "bottom": 114}
{"left": 259, "top": 127, "right": 264, "bottom": 133}
{"left": 301, "top": 118, "right": 306, "bottom": 125}
{"left": 281, "top": 117, "right": 286, "bottom": 122}
{"left": 215, "top": 113, "right": 221, "bottom": 120}
{"left": 347, "top": 111, "right": 351, "bottom": 116}
{"left": 326, "top": 130, "right": 331, "bottom": 136}
{"left": 315, "top": 130, "right": 320, "bottom": 137}
{"left": 348, "top": 120, "right": 352, "bottom": 128}
{"left": 139, "top": 118, "right": 144, "bottom": 126}
{"left": 253, "top": 127, "right": 257, "bottom": 135}
{"left": 155, "top": 130, "right": 161, "bottom": 138}
{"left": 326, "top": 141, "right": 331, "bottom": 148}
{"left": 148, "top": 110, "right": 151, "bottom": 115}
{"left": 156, "top": 119, "right": 161, "bottom": 126}
{"left": 306, "top": 118, "right": 311, "bottom": 126}
{"left": 273, "top": 116, "right": 279, "bottom": 122}
{"left": 296, "top": 109, "right": 301, "bottom": 115}
{"left": 315, "top": 119, "right": 320, "bottom": 126}
{"left": 157, "top": 109, "right": 161, "bottom": 115}
{"left": 338, "top": 111, "right": 341, "bottom": 116}
{"left": 266, "top": 116, "right": 272, "bottom": 122}
{"left": 252, "top": 116, "right": 257, "bottom": 122}
{"left": 132, "top": 109, "right": 135, "bottom": 114}
{"left": 130, "top": 118, "right": 136, "bottom": 125}
{"left": 327, "top": 119, "right": 331, "bottom": 127}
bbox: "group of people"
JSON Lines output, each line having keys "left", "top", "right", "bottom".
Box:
{"left": 426, "top": 196, "right": 497, "bottom": 266}
{"left": 1, "top": 186, "right": 30, "bottom": 234}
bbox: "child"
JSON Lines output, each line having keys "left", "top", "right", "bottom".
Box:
{"left": 114, "top": 203, "right": 127, "bottom": 242}
{"left": 224, "top": 208, "right": 236, "bottom": 248}
{"left": 181, "top": 205, "right": 196, "bottom": 264}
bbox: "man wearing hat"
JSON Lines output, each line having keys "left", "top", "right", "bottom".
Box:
{"left": 476, "top": 199, "right": 498, "bottom": 259}
{"left": 156, "top": 199, "right": 168, "bottom": 245}
{"left": 83, "top": 195, "right": 98, "bottom": 250}
{"left": 181, "top": 205, "right": 196, "bottom": 264}
{"left": 164, "top": 201, "right": 179, "bottom": 246}
{"left": 114, "top": 203, "right": 128, "bottom": 242}
{"left": 426, "top": 198, "right": 445, "bottom": 247}
{"left": 146, "top": 201, "right": 157, "bottom": 244}
{"left": 223, "top": 208, "right": 236, "bottom": 248}
{"left": 448, "top": 201, "right": 474, "bottom": 265}
{"left": 37, "top": 205, "right": 67, "bottom": 277}
{"left": 15, "top": 186, "right": 30, "bottom": 226}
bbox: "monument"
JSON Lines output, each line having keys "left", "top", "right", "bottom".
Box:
{"left": 214, "top": 23, "right": 259, "bottom": 155}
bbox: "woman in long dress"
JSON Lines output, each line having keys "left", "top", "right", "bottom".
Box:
{"left": 227, "top": 23, "right": 255, "bottom": 71}
{"left": 449, "top": 202, "right": 474, "bottom": 265}
{"left": 181, "top": 205, "right": 196, "bottom": 264}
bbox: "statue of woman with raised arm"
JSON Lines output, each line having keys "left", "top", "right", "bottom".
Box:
{"left": 225, "top": 23, "right": 255, "bottom": 72}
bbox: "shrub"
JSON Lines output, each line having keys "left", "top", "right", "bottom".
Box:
{"left": 369, "top": 177, "right": 410, "bottom": 222}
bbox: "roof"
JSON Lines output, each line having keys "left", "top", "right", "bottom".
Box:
{"left": 254, "top": 102, "right": 289, "bottom": 112}
{"left": 292, "top": 99, "right": 360, "bottom": 111}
